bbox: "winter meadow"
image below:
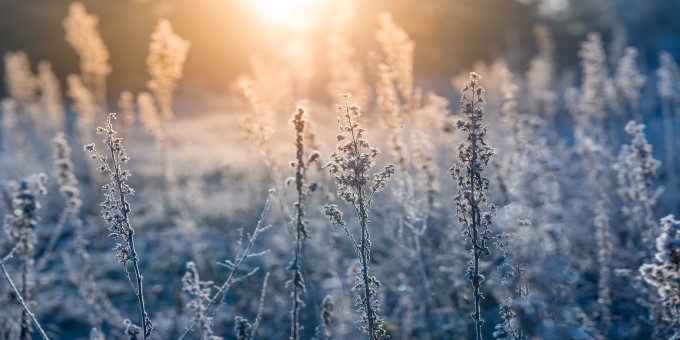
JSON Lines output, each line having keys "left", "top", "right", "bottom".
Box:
{"left": 0, "top": 0, "right": 678, "bottom": 339}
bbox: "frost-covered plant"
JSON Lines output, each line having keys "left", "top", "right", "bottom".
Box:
{"left": 251, "top": 272, "right": 270, "bottom": 340}
{"left": 3, "top": 51, "right": 41, "bottom": 135}
{"left": 234, "top": 316, "right": 252, "bottom": 340}
{"left": 374, "top": 76, "right": 446, "bottom": 338}
{"left": 376, "top": 63, "right": 408, "bottom": 172}
{"left": 506, "top": 115, "right": 561, "bottom": 209}
{"left": 639, "top": 215, "right": 680, "bottom": 338}
{"left": 37, "top": 133, "right": 83, "bottom": 269}
{"left": 569, "top": 33, "right": 616, "bottom": 199}
{"left": 373, "top": 14, "right": 421, "bottom": 216}
{"left": 594, "top": 198, "right": 613, "bottom": 334}
{"left": 52, "top": 133, "right": 81, "bottom": 204}
{"left": 526, "top": 24, "right": 556, "bottom": 121}
{"left": 142, "top": 19, "right": 190, "bottom": 211}
{"left": 324, "top": 93, "right": 394, "bottom": 339}
{"left": 375, "top": 59, "right": 436, "bottom": 231}
{"left": 450, "top": 72, "right": 495, "bottom": 340}
{"left": 239, "top": 81, "right": 274, "bottom": 160}
{"left": 613, "top": 121, "right": 662, "bottom": 335}
{"left": 181, "top": 261, "right": 221, "bottom": 340}
{"left": 493, "top": 65, "right": 520, "bottom": 205}
{"left": 375, "top": 61, "right": 421, "bottom": 226}
{"left": 574, "top": 33, "right": 610, "bottom": 143}
{"left": 492, "top": 304, "right": 523, "bottom": 340}
{"left": 411, "top": 131, "right": 438, "bottom": 219}
{"left": 52, "top": 133, "right": 110, "bottom": 337}
{"left": 287, "top": 106, "right": 319, "bottom": 340}
{"left": 146, "top": 19, "right": 190, "bottom": 121}
{"left": 494, "top": 107, "right": 592, "bottom": 335}
{"left": 37, "top": 61, "right": 65, "bottom": 132}
{"left": 658, "top": 52, "right": 680, "bottom": 105}
{"left": 316, "top": 296, "right": 334, "bottom": 340}
{"left": 374, "top": 16, "right": 445, "bottom": 290}
{"left": 3, "top": 52, "right": 37, "bottom": 106}
{"left": 2, "top": 173, "right": 47, "bottom": 340}
{"left": 84, "top": 113, "right": 152, "bottom": 339}
{"left": 499, "top": 65, "right": 520, "bottom": 129}
{"left": 376, "top": 12, "right": 414, "bottom": 105}
{"left": 492, "top": 208, "right": 531, "bottom": 340}
{"left": 412, "top": 92, "right": 451, "bottom": 214}
{"left": 0, "top": 98, "right": 18, "bottom": 153}
{"left": 613, "top": 121, "right": 661, "bottom": 246}
{"left": 137, "top": 91, "right": 161, "bottom": 141}
{"left": 615, "top": 47, "right": 645, "bottom": 118}
{"left": 3, "top": 53, "right": 64, "bottom": 135}
{"left": 68, "top": 74, "right": 97, "bottom": 144}
{"left": 657, "top": 52, "right": 680, "bottom": 189}
{"left": 490, "top": 64, "right": 519, "bottom": 205}
{"left": 0, "top": 259, "right": 48, "bottom": 340}
{"left": 117, "top": 91, "right": 135, "bottom": 140}
{"left": 63, "top": 1, "right": 111, "bottom": 109}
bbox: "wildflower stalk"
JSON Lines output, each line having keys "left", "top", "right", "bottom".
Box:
{"left": 36, "top": 134, "right": 81, "bottom": 270}
{"left": 289, "top": 107, "right": 312, "bottom": 340}
{"left": 84, "top": 113, "right": 152, "bottom": 339}
{"left": 62, "top": 2, "right": 111, "bottom": 111}
{"left": 0, "top": 259, "right": 49, "bottom": 340}
{"left": 614, "top": 121, "right": 661, "bottom": 247}
{"left": 639, "top": 215, "right": 680, "bottom": 338}
{"left": 450, "top": 73, "right": 495, "bottom": 340}
{"left": 325, "top": 94, "right": 394, "bottom": 339}
{"left": 48, "top": 133, "right": 108, "bottom": 335}
{"left": 3, "top": 174, "right": 47, "bottom": 340}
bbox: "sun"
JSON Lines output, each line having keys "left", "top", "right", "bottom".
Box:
{"left": 250, "top": 0, "right": 320, "bottom": 31}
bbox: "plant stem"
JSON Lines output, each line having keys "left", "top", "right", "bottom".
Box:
{"left": 358, "top": 192, "right": 375, "bottom": 340}
{"left": 110, "top": 143, "right": 150, "bottom": 339}
{"left": 291, "top": 110, "right": 306, "bottom": 340}
{"left": 469, "top": 83, "right": 483, "bottom": 340}
{"left": 0, "top": 260, "right": 49, "bottom": 340}
{"left": 20, "top": 239, "right": 30, "bottom": 340}
{"left": 344, "top": 102, "right": 376, "bottom": 339}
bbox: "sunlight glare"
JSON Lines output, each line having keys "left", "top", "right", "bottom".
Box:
{"left": 251, "top": 0, "right": 319, "bottom": 31}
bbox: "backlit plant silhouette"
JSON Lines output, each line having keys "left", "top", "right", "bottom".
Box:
{"left": 450, "top": 72, "right": 495, "bottom": 340}
{"left": 325, "top": 94, "right": 394, "bottom": 339}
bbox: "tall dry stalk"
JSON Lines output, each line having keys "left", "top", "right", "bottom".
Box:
{"left": 324, "top": 94, "right": 394, "bottom": 339}
{"left": 84, "top": 113, "right": 153, "bottom": 339}
{"left": 450, "top": 73, "right": 495, "bottom": 340}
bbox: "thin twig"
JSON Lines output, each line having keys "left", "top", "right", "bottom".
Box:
{"left": 179, "top": 193, "right": 272, "bottom": 340}
{"left": 0, "top": 259, "right": 49, "bottom": 340}
{"left": 249, "top": 272, "right": 270, "bottom": 340}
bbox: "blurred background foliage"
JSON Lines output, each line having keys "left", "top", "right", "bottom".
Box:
{"left": 1, "top": 0, "right": 679, "bottom": 107}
